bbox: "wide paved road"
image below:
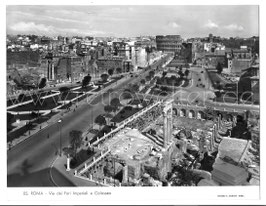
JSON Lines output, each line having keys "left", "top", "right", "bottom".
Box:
{"left": 7, "top": 55, "right": 170, "bottom": 187}
{"left": 171, "top": 67, "right": 259, "bottom": 113}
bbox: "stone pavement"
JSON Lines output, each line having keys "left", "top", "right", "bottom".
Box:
{"left": 51, "top": 155, "right": 100, "bottom": 187}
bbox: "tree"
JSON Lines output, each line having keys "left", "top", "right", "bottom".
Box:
{"left": 108, "top": 68, "right": 114, "bottom": 76}
{"left": 140, "top": 79, "right": 146, "bottom": 85}
{"left": 145, "top": 75, "right": 151, "bottom": 82}
{"left": 156, "top": 78, "right": 162, "bottom": 85}
{"left": 101, "top": 73, "right": 109, "bottom": 82}
{"left": 149, "top": 70, "right": 155, "bottom": 78}
{"left": 170, "top": 159, "right": 201, "bottom": 186}
{"left": 184, "top": 69, "right": 190, "bottom": 78}
{"left": 104, "top": 105, "right": 115, "bottom": 114}
{"left": 216, "top": 62, "right": 223, "bottom": 74}
{"left": 94, "top": 115, "right": 107, "bottom": 129}
{"left": 69, "top": 130, "right": 83, "bottom": 159}
{"left": 203, "top": 107, "right": 217, "bottom": 120}
{"left": 116, "top": 67, "right": 122, "bottom": 74}
{"left": 82, "top": 74, "right": 92, "bottom": 88}
{"left": 178, "top": 70, "right": 183, "bottom": 77}
{"left": 38, "top": 78, "right": 47, "bottom": 89}
{"left": 161, "top": 86, "right": 169, "bottom": 92}
{"left": 110, "top": 98, "right": 121, "bottom": 110}
{"left": 168, "top": 76, "right": 177, "bottom": 86}
{"left": 216, "top": 81, "right": 222, "bottom": 91}
{"left": 162, "top": 71, "right": 167, "bottom": 78}
{"left": 132, "top": 84, "right": 140, "bottom": 92}
{"left": 104, "top": 113, "right": 113, "bottom": 125}
{"left": 103, "top": 105, "right": 116, "bottom": 125}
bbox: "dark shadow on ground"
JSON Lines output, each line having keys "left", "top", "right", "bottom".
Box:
{"left": 8, "top": 166, "right": 75, "bottom": 187}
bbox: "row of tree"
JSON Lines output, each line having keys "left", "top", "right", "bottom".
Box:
{"left": 81, "top": 73, "right": 111, "bottom": 88}
{"left": 94, "top": 98, "right": 122, "bottom": 128}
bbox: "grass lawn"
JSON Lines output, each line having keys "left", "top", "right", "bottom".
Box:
{"left": 9, "top": 113, "right": 37, "bottom": 122}
{"left": 7, "top": 123, "right": 36, "bottom": 143}
{"left": 60, "top": 92, "right": 83, "bottom": 101}
{"left": 206, "top": 70, "right": 229, "bottom": 88}
{"left": 8, "top": 95, "right": 63, "bottom": 112}
{"left": 7, "top": 111, "right": 58, "bottom": 143}
{"left": 93, "top": 87, "right": 101, "bottom": 92}
{"left": 181, "top": 80, "right": 190, "bottom": 87}
{"left": 7, "top": 113, "right": 37, "bottom": 132}
{"left": 111, "top": 75, "right": 123, "bottom": 81}
{"left": 74, "top": 86, "right": 94, "bottom": 93}
{"left": 7, "top": 91, "right": 53, "bottom": 107}
{"left": 102, "top": 79, "right": 116, "bottom": 88}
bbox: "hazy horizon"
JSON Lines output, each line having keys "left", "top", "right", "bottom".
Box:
{"left": 6, "top": 5, "right": 259, "bottom": 38}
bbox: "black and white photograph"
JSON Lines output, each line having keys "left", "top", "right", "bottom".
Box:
{"left": 2, "top": 0, "right": 264, "bottom": 205}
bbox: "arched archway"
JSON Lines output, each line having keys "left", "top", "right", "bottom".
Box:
{"left": 188, "top": 110, "right": 196, "bottom": 118}
{"left": 197, "top": 111, "right": 205, "bottom": 119}
{"left": 226, "top": 113, "right": 233, "bottom": 121}
{"left": 236, "top": 114, "right": 245, "bottom": 123}
{"left": 180, "top": 108, "right": 186, "bottom": 117}
{"left": 173, "top": 108, "right": 178, "bottom": 116}
{"left": 216, "top": 112, "right": 224, "bottom": 120}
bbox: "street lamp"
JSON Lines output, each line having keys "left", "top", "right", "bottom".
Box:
{"left": 58, "top": 119, "right": 62, "bottom": 156}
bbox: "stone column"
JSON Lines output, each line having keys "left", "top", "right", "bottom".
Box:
{"left": 196, "top": 111, "right": 200, "bottom": 119}
{"left": 66, "top": 157, "right": 71, "bottom": 171}
{"left": 163, "top": 113, "right": 168, "bottom": 148}
{"left": 167, "top": 116, "right": 171, "bottom": 145}
{"left": 180, "top": 139, "right": 187, "bottom": 153}
{"left": 122, "top": 165, "right": 128, "bottom": 184}
{"left": 51, "top": 64, "right": 55, "bottom": 80}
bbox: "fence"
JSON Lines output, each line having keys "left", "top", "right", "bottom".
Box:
{"left": 90, "top": 100, "right": 163, "bottom": 147}
{"left": 75, "top": 173, "right": 122, "bottom": 187}
{"left": 74, "top": 147, "right": 110, "bottom": 175}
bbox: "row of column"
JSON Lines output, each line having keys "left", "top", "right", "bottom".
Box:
{"left": 174, "top": 108, "right": 204, "bottom": 119}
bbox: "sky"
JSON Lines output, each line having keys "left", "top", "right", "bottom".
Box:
{"left": 6, "top": 5, "right": 259, "bottom": 38}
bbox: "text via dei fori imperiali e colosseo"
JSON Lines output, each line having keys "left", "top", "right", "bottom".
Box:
{"left": 21, "top": 190, "right": 112, "bottom": 197}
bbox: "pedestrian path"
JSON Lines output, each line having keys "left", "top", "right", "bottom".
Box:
{"left": 51, "top": 155, "right": 98, "bottom": 187}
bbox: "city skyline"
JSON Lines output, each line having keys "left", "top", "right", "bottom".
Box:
{"left": 6, "top": 5, "right": 259, "bottom": 38}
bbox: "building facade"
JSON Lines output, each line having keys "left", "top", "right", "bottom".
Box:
{"left": 156, "top": 35, "right": 183, "bottom": 53}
